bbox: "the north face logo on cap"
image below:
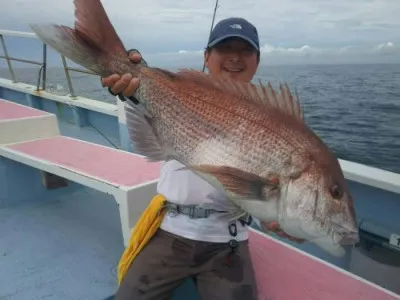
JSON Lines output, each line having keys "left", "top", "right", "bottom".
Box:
{"left": 229, "top": 24, "right": 242, "bottom": 29}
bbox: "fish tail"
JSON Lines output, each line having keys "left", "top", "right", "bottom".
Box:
{"left": 29, "top": 0, "right": 139, "bottom": 77}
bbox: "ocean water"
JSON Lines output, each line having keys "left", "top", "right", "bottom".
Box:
{"left": 0, "top": 64, "right": 399, "bottom": 174}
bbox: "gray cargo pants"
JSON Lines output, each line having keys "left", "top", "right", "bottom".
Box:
{"left": 114, "top": 228, "right": 258, "bottom": 300}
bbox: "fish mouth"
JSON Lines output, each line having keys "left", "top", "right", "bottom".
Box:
{"left": 331, "top": 223, "right": 359, "bottom": 246}
{"left": 334, "top": 231, "right": 359, "bottom": 246}
{"left": 340, "top": 235, "right": 359, "bottom": 246}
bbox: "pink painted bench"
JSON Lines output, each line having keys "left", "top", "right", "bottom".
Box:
{"left": 0, "top": 135, "right": 162, "bottom": 245}
{"left": 5, "top": 136, "right": 162, "bottom": 187}
{"left": 0, "top": 98, "right": 59, "bottom": 144}
{"left": 0, "top": 98, "right": 48, "bottom": 120}
{"left": 248, "top": 229, "right": 400, "bottom": 300}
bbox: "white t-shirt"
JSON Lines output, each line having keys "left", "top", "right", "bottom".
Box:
{"left": 157, "top": 160, "right": 249, "bottom": 243}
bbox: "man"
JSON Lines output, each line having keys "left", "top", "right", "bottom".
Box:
{"left": 102, "top": 17, "right": 303, "bottom": 300}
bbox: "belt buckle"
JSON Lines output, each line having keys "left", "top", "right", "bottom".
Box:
{"left": 188, "top": 206, "right": 197, "bottom": 219}
{"left": 167, "top": 205, "right": 179, "bottom": 217}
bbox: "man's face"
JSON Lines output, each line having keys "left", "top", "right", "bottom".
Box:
{"left": 204, "top": 37, "right": 259, "bottom": 82}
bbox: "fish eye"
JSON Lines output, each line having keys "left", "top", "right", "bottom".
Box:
{"left": 330, "top": 184, "right": 343, "bottom": 199}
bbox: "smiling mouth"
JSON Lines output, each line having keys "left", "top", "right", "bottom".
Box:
{"left": 223, "top": 67, "right": 244, "bottom": 73}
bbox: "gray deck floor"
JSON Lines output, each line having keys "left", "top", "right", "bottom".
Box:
{"left": 0, "top": 182, "right": 124, "bottom": 300}
{"left": 0, "top": 121, "right": 125, "bottom": 300}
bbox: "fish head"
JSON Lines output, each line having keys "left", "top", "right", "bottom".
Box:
{"left": 182, "top": 159, "right": 358, "bottom": 257}
{"left": 277, "top": 157, "right": 359, "bottom": 257}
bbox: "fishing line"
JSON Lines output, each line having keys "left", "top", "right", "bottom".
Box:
{"left": 202, "top": 0, "right": 220, "bottom": 72}
{"left": 63, "top": 97, "right": 120, "bottom": 149}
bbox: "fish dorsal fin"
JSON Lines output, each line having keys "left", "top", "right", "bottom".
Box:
{"left": 176, "top": 69, "right": 304, "bottom": 122}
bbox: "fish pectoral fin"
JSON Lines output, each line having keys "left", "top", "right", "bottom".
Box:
{"left": 188, "top": 164, "right": 280, "bottom": 200}
{"left": 125, "top": 103, "right": 174, "bottom": 162}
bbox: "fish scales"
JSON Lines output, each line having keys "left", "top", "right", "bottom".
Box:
{"left": 139, "top": 72, "right": 309, "bottom": 177}
{"left": 137, "top": 74, "right": 225, "bottom": 160}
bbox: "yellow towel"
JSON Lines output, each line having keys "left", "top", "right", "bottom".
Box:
{"left": 117, "top": 194, "right": 167, "bottom": 285}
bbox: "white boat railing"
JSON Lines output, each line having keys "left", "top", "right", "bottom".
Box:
{"left": 0, "top": 29, "right": 96, "bottom": 98}
{"left": 1, "top": 30, "right": 400, "bottom": 195}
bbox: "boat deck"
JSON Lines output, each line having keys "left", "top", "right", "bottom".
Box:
{"left": 1, "top": 117, "right": 400, "bottom": 300}
{"left": 0, "top": 120, "right": 124, "bottom": 299}
{"left": 0, "top": 181, "right": 124, "bottom": 300}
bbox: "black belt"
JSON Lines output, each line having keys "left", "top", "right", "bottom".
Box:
{"left": 163, "top": 201, "right": 253, "bottom": 225}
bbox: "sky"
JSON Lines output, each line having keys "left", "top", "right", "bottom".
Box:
{"left": 1, "top": 0, "right": 400, "bottom": 67}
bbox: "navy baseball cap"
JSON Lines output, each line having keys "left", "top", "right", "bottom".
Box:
{"left": 207, "top": 17, "right": 259, "bottom": 51}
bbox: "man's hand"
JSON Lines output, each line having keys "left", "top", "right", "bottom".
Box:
{"left": 261, "top": 221, "right": 305, "bottom": 244}
{"left": 101, "top": 51, "right": 142, "bottom": 97}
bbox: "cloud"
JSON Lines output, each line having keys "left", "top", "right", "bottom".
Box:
{"left": 142, "top": 42, "right": 400, "bottom": 68}
{"left": 258, "top": 41, "right": 400, "bottom": 57}
{"left": 257, "top": 41, "right": 400, "bottom": 64}
{"left": 372, "top": 42, "right": 399, "bottom": 55}
{"left": 0, "top": 0, "right": 400, "bottom": 65}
